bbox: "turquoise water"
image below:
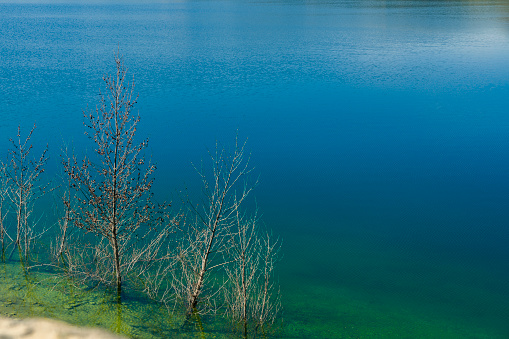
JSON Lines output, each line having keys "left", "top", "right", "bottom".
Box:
{"left": 1, "top": 0, "right": 509, "bottom": 337}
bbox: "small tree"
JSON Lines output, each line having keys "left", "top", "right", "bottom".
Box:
{"left": 63, "top": 54, "right": 171, "bottom": 295}
{"left": 171, "top": 137, "right": 257, "bottom": 317}
{"left": 224, "top": 208, "right": 282, "bottom": 338}
{"left": 1, "top": 125, "right": 48, "bottom": 263}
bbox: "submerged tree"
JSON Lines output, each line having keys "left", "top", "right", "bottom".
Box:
{"left": 164, "top": 137, "right": 283, "bottom": 336}
{"left": 224, "top": 212, "right": 282, "bottom": 338}
{"left": 169, "top": 137, "right": 258, "bottom": 317}
{"left": 1, "top": 125, "right": 48, "bottom": 263}
{"left": 62, "top": 54, "right": 172, "bottom": 295}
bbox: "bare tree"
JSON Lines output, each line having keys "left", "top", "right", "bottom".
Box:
{"left": 224, "top": 208, "right": 282, "bottom": 338}
{"left": 1, "top": 125, "right": 48, "bottom": 263}
{"left": 167, "top": 137, "right": 283, "bottom": 337}
{"left": 252, "top": 232, "right": 282, "bottom": 335}
{"left": 173, "top": 138, "right": 258, "bottom": 318}
{"left": 62, "top": 54, "right": 172, "bottom": 295}
{"left": 170, "top": 137, "right": 257, "bottom": 317}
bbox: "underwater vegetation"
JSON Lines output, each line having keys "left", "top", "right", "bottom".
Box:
{"left": 0, "top": 54, "right": 282, "bottom": 339}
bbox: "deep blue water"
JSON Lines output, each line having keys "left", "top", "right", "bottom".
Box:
{"left": 1, "top": 0, "right": 509, "bottom": 336}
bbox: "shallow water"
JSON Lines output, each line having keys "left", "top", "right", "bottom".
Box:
{"left": 1, "top": 0, "right": 509, "bottom": 337}
{"left": 0, "top": 260, "right": 203, "bottom": 338}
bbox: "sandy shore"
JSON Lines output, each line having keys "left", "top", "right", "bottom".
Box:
{"left": 0, "top": 316, "right": 126, "bottom": 339}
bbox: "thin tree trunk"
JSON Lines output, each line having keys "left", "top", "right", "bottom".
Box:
{"left": 112, "top": 90, "right": 121, "bottom": 295}
{"left": 188, "top": 186, "right": 229, "bottom": 313}
{"left": 112, "top": 225, "right": 122, "bottom": 295}
{"left": 189, "top": 239, "right": 212, "bottom": 312}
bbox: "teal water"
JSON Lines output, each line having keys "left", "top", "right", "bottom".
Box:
{"left": 1, "top": 0, "right": 509, "bottom": 337}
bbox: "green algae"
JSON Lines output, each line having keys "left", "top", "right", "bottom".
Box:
{"left": 0, "top": 260, "right": 185, "bottom": 338}
{"left": 0, "top": 257, "right": 269, "bottom": 338}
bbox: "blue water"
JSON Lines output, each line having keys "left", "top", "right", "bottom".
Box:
{"left": 1, "top": 0, "right": 509, "bottom": 337}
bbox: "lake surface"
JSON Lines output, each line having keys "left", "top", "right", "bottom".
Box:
{"left": 1, "top": 0, "right": 509, "bottom": 337}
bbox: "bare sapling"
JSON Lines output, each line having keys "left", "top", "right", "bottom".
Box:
{"left": 224, "top": 207, "right": 282, "bottom": 338}
{"left": 252, "top": 231, "right": 282, "bottom": 334}
{"left": 2, "top": 125, "right": 48, "bottom": 263}
{"left": 51, "top": 172, "right": 73, "bottom": 263}
{"left": 171, "top": 137, "right": 257, "bottom": 317}
{"left": 62, "top": 54, "right": 172, "bottom": 295}
{"left": 224, "top": 207, "right": 259, "bottom": 338}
